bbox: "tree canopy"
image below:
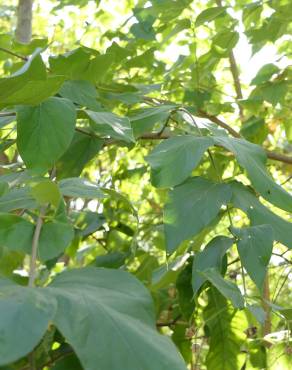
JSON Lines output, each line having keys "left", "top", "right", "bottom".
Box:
{"left": 0, "top": 0, "right": 291, "bottom": 369}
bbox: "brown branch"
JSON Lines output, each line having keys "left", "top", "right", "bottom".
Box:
{"left": 215, "top": 0, "right": 244, "bottom": 120}
{"left": 262, "top": 273, "right": 272, "bottom": 346}
{"left": 0, "top": 47, "right": 28, "bottom": 61}
{"left": 28, "top": 206, "right": 46, "bottom": 287}
{"left": 1, "top": 107, "right": 292, "bottom": 164}
{"left": 197, "top": 110, "right": 241, "bottom": 137}
{"left": 156, "top": 314, "right": 183, "bottom": 327}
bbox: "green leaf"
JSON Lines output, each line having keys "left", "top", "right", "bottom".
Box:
{"left": 54, "top": 0, "right": 100, "bottom": 9}
{"left": 0, "top": 187, "right": 37, "bottom": 212}
{"left": 39, "top": 202, "right": 74, "bottom": 261}
{"left": 230, "top": 181, "right": 292, "bottom": 249}
{"left": 202, "top": 268, "right": 244, "bottom": 309}
{"left": 252, "top": 80, "right": 288, "bottom": 106}
{"left": 164, "top": 177, "right": 231, "bottom": 253}
{"left": 251, "top": 63, "right": 280, "bottom": 85}
{"left": 130, "top": 21, "right": 156, "bottom": 41}
{"left": 232, "top": 225, "right": 273, "bottom": 292}
{"left": 39, "top": 219, "right": 74, "bottom": 262}
{"left": 130, "top": 105, "right": 175, "bottom": 137}
{"left": 59, "top": 177, "right": 106, "bottom": 199}
{"left": 0, "top": 214, "right": 34, "bottom": 253}
{"left": 215, "top": 137, "right": 292, "bottom": 213}
{"left": 31, "top": 179, "right": 61, "bottom": 208}
{"left": 195, "top": 7, "right": 227, "bottom": 27}
{"left": 85, "top": 110, "right": 134, "bottom": 142}
{"left": 0, "top": 278, "right": 56, "bottom": 366}
{"left": 2, "top": 76, "right": 65, "bottom": 107}
{"left": 240, "top": 116, "right": 268, "bottom": 144}
{"left": 176, "top": 258, "right": 195, "bottom": 320}
{"left": 50, "top": 353, "right": 82, "bottom": 370}
{"left": 12, "top": 38, "right": 48, "bottom": 56}
{"left": 93, "top": 252, "right": 127, "bottom": 269}
{"left": 59, "top": 80, "right": 101, "bottom": 110}
{"left": 56, "top": 131, "right": 103, "bottom": 179}
{"left": 204, "top": 288, "right": 247, "bottom": 370}
{"left": 212, "top": 31, "right": 239, "bottom": 56}
{"left": 17, "top": 97, "right": 76, "bottom": 171}
{"left": 48, "top": 268, "right": 187, "bottom": 370}
{"left": 246, "top": 304, "right": 266, "bottom": 325}
{"left": 0, "top": 51, "right": 62, "bottom": 108}
{"left": 146, "top": 136, "right": 214, "bottom": 188}
{"left": 49, "top": 48, "right": 112, "bottom": 83}
{"left": 192, "top": 236, "right": 233, "bottom": 295}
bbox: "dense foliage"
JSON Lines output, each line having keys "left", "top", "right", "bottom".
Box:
{"left": 0, "top": 0, "right": 291, "bottom": 369}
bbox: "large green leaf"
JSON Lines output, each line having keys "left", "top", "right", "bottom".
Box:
{"left": 164, "top": 177, "right": 231, "bottom": 253}
{"left": 85, "top": 110, "right": 134, "bottom": 142}
{"left": 232, "top": 225, "right": 274, "bottom": 292}
{"left": 0, "top": 278, "right": 56, "bottom": 366}
{"left": 0, "top": 214, "right": 33, "bottom": 253}
{"left": 146, "top": 136, "right": 214, "bottom": 187}
{"left": 202, "top": 268, "right": 244, "bottom": 309}
{"left": 215, "top": 137, "right": 292, "bottom": 213}
{"left": 0, "top": 51, "right": 46, "bottom": 108}
{"left": 230, "top": 181, "right": 292, "bottom": 249}
{"left": 204, "top": 288, "right": 247, "bottom": 370}
{"left": 0, "top": 51, "right": 63, "bottom": 107}
{"left": 56, "top": 131, "right": 103, "bottom": 179}
{"left": 48, "top": 268, "right": 187, "bottom": 370}
{"left": 192, "top": 236, "right": 233, "bottom": 295}
{"left": 2, "top": 76, "right": 65, "bottom": 107}
{"left": 17, "top": 97, "right": 76, "bottom": 170}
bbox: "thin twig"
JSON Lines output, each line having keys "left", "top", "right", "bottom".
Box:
{"left": 215, "top": 0, "right": 244, "bottom": 120}
{"left": 156, "top": 314, "right": 183, "bottom": 327}
{"left": 0, "top": 47, "right": 28, "bottom": 61}
{"left": 2, "top": 107, "right": 292, "bottom": 164}
{"left": 28, "top": 205, "right": 46, "bottom": 287}
{"left": 272, "top": 252, "right": 291, "bottom": 265}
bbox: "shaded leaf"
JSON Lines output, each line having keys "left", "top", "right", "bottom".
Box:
{"left": 48, "top": 268, "right": 187, "bottom": 370}
{"left": 31, "top": 179, "right": 61, "bottom": 208}
{"left": 130, "top": 105, "right": 175, "bottom": 137}
{"left": 59, "top": 80, "right": 101, "bottom": 110}
{"left": 216, "top": 137, "right": 292, "bottom": 213}
{"left": 202, "top": 268, "right": 244, "bottom": 309}
{"left": 56, "top": 131, "right": 103, "bottom": 179}
{"left": 192, "top": 236, "right": 233, "bottom": 295}
{"left": 164, "top": 177, "right": 231, "bottom": 253}
{"left": 0, "top": 187, "right": 37, "bottom": 212}
{"left": 232, "top": 225, "right": 273, "bottom": 292}
{"left": 59, "top": 178, "right": 105, "bottom": 199}
{"left": 17, "top": 97, "right": 76, "bottom": 171}
{"left": 0, "top": 278, "right": 56, "bottom": 366}
{"left": 146, "top": 136, "right": 214, "bottom": 188}
{"left": 195, "top": 7, "right": 227, "bottom": 27}
{"left": 86, "top": 110, "right": 134, "bottom": 142}
{"left": 0, "top": 214, "right": 33, "bottom": 253}
{"left": 230, "top": 181, "right": 292, "bottom": 249}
